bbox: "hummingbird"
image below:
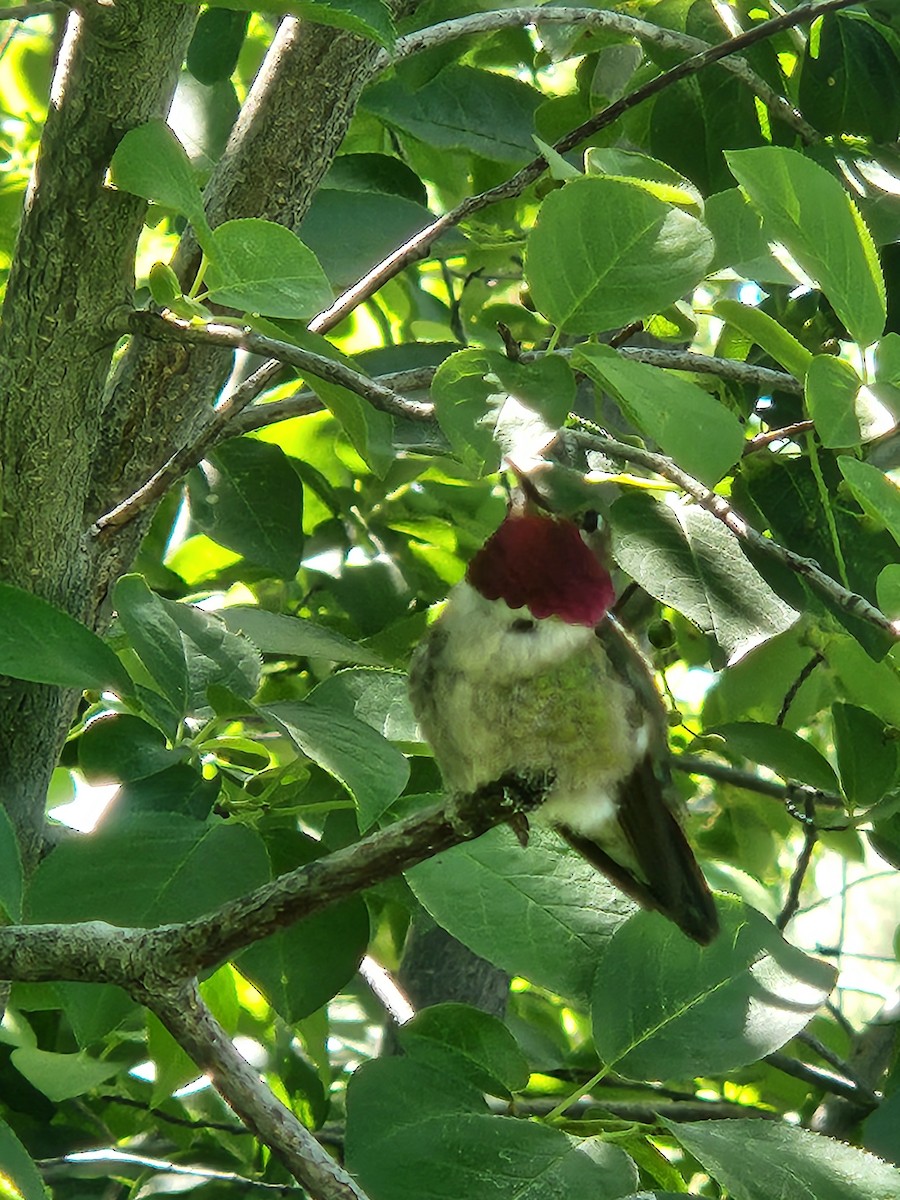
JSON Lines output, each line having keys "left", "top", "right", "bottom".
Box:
{"left": 408, "top": 488, "right": 719, "bottom": 945}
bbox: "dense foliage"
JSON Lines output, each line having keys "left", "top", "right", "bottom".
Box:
{"left": 0, "top": 2, "right": 899, "bottom": 1198}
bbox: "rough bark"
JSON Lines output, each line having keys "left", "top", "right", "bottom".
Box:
{"left": 0, "top": 0, "right": 197, "bottom": 873}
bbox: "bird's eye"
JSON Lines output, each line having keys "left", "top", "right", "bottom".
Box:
{"left": 510, "top": 618, "right": 536, "bottom": 633}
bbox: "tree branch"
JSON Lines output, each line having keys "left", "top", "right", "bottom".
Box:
{"left": 91, "top": 313, "right": 426, "bottom": 534}
{"left": 811, "top": 989, "right": 899, "bottom": 1135}
{"left": 310, "top": 0, "right": 859, "bottom": 335}
{"left": 377, "top": 7, "right": 819, "bottom": 143}
{"left": 571, "top": 424, "right": 900, "bottom": 642}
{"left": 0, "top": 774, "right": 551, "bottom": 984}
{"left": 147, "top": 982, "right": 370, "bottom": 1200}
{"left": 673, "top": 755, "right": 845, "bottom": 814}
{"left": 763, "top": 1050, "right": 879, "bottom": 1109}
{"left": 40, "top": 1149, "right": 289, "bottom": 1192}
{"left": 153, "top": 772, "right": 551, "bottom": 978}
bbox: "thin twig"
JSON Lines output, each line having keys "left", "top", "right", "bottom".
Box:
{"left": 310, "top": 0, "right": 858, "bottom": 336}
{"left": 96, "top": 1093, "right": 247, "bottom": 1134}
{"left": 744, "top": 420, "right": 815, "bottom": 453}
{"left": 776, "top": 807, "right": 817, "bottom": 929}
{"left": 571, "top": 423, "right": 900, "bottom": 642}
{"left": 39, "top": 1149, "right": 289, "bottom": 1192}
{"left": 795, "top": 1030, "right": 873, "bottom": 1094}
{"left": 776, "top": 652, "right": 825, "bottom": 727}
{"left": 763, "top": 1050, "right": 879, "bottom": 1109}
{"left": 91, "top": 314, "right": 426, "bottom": 534}
{"left": 375, "top": 7, "right": 819, "bottom": 142}
{"left": 674, "top": 755, "right": 845, "bottom": 813}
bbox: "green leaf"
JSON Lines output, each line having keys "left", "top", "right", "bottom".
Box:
{"left": 584, "top": 147, "right": 704, "bottom": 213}
{"left": 205, "top": 218, "right": 332, "bottom": 318}
{"left": 187, "top": 8, "right": 249, "bottom": 85}
{"left": 28, "top": 813, "right": 270, "bottom": 926}
{"left": 592, "top": 899, "right": 836, "bottom": 1078}
{"left": 219, "top": 607, "right": 383, "bottom": 665}
{"left": 825, "top": 633, "right": 900, "bottom": 727}
{"left": 261, "top": 700, "right": 409, "bottom": 829}
{"left": 407, "top": 823, "right": 635, "bottom": 1008}
{"left": 239, "top": 829, "right": 369, "bottom": 1022}
{"left": 713, "top": 298, "right": 813, "bottom": 380}
{"left": 299, "top": 189, "right": 463, "bottom": 290}
{"left": 711, "top": 722, "right": 840, "bottom": 793}
{"left": 164, "top": 601, "right": 262, "bottom": 703}
{"left": 0, "top": 806, "right": 23, "bottom": 922}
{"left": 398, "top": 1003, "right": 530, "bottom": 1100}
{"left": 705, "top": 189, "right": 796, "bottom": 284}
{"left": 527, "top": 177, "right": 714, "bottom": 334}
{"left": 188, "top": 437, "right": 304, "bottom": 578}
{"left": 114, "top": 575, "right": 190, "bottom": 713}
{"left": 11, "top": 1048, "right": 119, "bottom": 1103}
{"left": 668, "top": 1118, "right": 900, "bottom": 1200}
{"left": 0, "top": 584, "right": 131, "bottom": 694}
{"left": 364, "top": 66, "right": 542, "bottom": 164}
{"left": 188, "top": 0, "right": 396, "bottom": 48}
{"left": 832, "top": 702, "right": 898, "bottom": 809}
{"left": 610, "top": 492, "right": 797, "bottom": 660}
{"left": 258, "top": 321, "right": 394, "bottom": 478}
{"left": 805, "top": 355, "right": 862, "bottom": 447}
{"left": 431, "top": 349, "right": 507, "bottom": 477}
{"left": 109, "top": 119, "right": 214, "bottom": 255}
{"left": 838, "top": 455, "right": 900, "bottom": 545}
{"left": 798, "top": 13, "right": 900, "bottom": 143}
{"left": 574, "top": 345, "right": 743, "bottom": 485}
{"left": 309, "top": 669, "right": 418, "bottom": 742}
{"left": 0, "top": 1117, "right": 50, "bottom": 1200}
{"left": 79, "top": 713, "right": 181, "bottom": 783}
{"left": 726, "top": 147, "right": 885, "bottom": 347}
{"left": 431, "top": 348, "right": 577, "bottom": 476}
{"left": 346, "top": 1057, "right": 638, "bottom": 1200}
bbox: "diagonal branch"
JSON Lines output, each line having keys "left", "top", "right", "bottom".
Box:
{"left": 146, "top": 981, "right": 370, "bottom": 1200}
{"left": 376, "top": 7, "right": 819, "bottom": 143}
{"left": 571, "top": 424, "right": 900, "bottom": 642}
{"left": 310, "top": 0, "right": 859, "bottom": 336}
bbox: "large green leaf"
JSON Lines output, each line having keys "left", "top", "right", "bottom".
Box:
{"left": 11, "top": 1048, "right": 120, "bottom": 1103}
{"left": 838, "top": 455, "right": 900, "bottom": 545}
{"left": 398, "top": 1004, "right": 530, "bottom": 1101}
{"left": 726, "top": 147, "right": 885, "bottom": 347}
{"left": 0, "top": 584, "right": 131, "bottom": 694}
{"left": 188, "top": 437, "right": 305, "bottom": 578}
{"left": 669, "top": 1118, "right": 900, "bottom": 1200}
{"left": 407, "top": 822, "right": 635, "bottom": 1008}
{"left": 114, "top": 575, "right": 190, "bottom": 713}
{"left": 261, "top": 700, "right": 409, "bottom": 829}
{"left": 28, "top": 813, "right": 269, "bottom": 926}
{"left": 205, "top": 218, "right": 332, "bottom": 318}
{"left": 257, "top": 321, "right": 394, "bottom": 478}
{"left": 527, "top": 177, "right": 714, "bottom": 334}
{"left": 219, "top": 607, "right": 382, "bottom": 665}
{"left": 574, "top": 344, "right": 744, "bottom": 484}
{"left": 0, "top": 1118, "right": 50, "bottom": 1200}
{"left": 610, "top": 492, "right": 797, "bottom": 661}
{"left": 591, "top": 899, "right": 836, "bottom": 1078}
{"left": 239, "top": 829, "right": 369, "bottom": 1023}
{"left": 798, "top": 12, "right": 900, "bottom": 142}
{"left": 805, "top": 355, "right": 862, "bottom": 447}
{"left": 832, "top": 702, "right": 898, "bottom": 809}
{"left": 711, "top": 722, "right": 840, "bottom": 793}
{"left": 346, "top": 1057, "right": 638, "bottom": 1200}
{"left": 713, "top": 298, "right": 813, "bottom": 380}
{"left": 363, "top": 66, "right": 542, "bottom": 164}
{"left": 109, "top": 119, "right": 213, "bottom": 254}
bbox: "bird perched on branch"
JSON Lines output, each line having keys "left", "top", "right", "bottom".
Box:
{"left": 409, "top": 475, "right": 718, "bottom": 945}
